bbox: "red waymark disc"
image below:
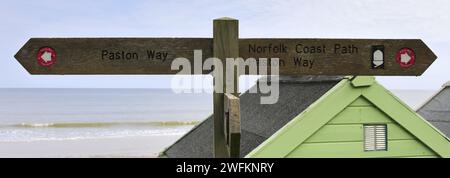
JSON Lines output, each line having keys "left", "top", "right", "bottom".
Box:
{"left": 396, "top": 48, "right": 415, "bottom": 68}
{"left": 36, "top": 47, "right": 56, "bottom": 67}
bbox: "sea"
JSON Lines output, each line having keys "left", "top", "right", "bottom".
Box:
{"left": 0, "top": 88, "right": 212, "bottom": 157}
{"left": 0, "top": 88, "right": 435, "bottom": 157}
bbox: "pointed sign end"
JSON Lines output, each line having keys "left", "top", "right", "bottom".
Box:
{"left": 415, "top": 39, "right": 438, "bottom": 76}
{"left": 420, "top": 39, "right": 438, "bottom": 62}
{"left": 14, "top": 39, "right": 35, "bottom": 75}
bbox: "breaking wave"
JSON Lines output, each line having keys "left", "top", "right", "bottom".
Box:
{"left": 5, "top": 121, "right": 200, "bottom": 128}
{"left": 0, "top": 121, "right": 198, "bottom": 143}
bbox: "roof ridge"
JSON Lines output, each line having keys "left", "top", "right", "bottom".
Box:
{"left": 416, "top": 82, "right": 450, "bottom": 111}
{"left": 443, "top": 81, "right": 450, "bottom": 87}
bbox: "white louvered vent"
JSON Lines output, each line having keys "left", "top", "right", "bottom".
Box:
{"left": 364, "top": 125, "right": 387, "bottom": 151}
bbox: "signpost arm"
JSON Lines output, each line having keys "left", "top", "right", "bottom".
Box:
{"left": 213, "top": 17, "right": 239, "bottom": 158}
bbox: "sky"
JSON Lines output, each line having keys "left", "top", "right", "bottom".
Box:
{"left": 1, "top": 0, "right": 450, "bottom": 90}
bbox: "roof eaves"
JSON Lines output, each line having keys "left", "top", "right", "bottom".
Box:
{"left": 158, "top": 114, "right": 212, "bottom": 157}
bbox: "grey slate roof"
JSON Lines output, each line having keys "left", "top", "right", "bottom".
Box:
{"left": 160, "top": 76, "right": 344, "bottom": 158}
{"left": 417, "top": 82, "right": 450, "bottom": 138}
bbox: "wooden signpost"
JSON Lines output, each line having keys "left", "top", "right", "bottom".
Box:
{"left": 14, "top": 17, "right": 438, "bottom": 158}
{"left": 15, "top": 38, "right": 436, "bottom": 76}
{"left": 213, "top": 18, "right": 239, "bottom": 158}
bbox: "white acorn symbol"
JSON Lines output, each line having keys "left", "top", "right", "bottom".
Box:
{"left": 373, "top": 50, "right": 384, "bottom": 67}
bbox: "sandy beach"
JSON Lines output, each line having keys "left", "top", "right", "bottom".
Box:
{"left": 0, "top": 135, "right": 181, "bottom": 158}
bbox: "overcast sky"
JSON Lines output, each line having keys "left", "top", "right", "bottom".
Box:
{"left": 1, "top": 0, "right": 450, "bottom": 90}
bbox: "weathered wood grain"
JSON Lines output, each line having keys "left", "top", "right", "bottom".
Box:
{"left": 16, "top": 38, "right": 436, "bottom": 76}
{"left": 15, "top": 38, "right": 213, "bottom": 74}
{"left": 224, "top": 93, "right": 241, "bottom": 158}
{"left": 213, "top": 17, "right": 239, "bottom": 158}
{"left": 239, "top": 38, "right": 436, "bottom": 75}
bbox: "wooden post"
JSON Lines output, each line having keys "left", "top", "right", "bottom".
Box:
{"left": 213, "top": 17, "right": 239, "bottom": 158}
{"left": 224, "top": 93, "right": 241, "bottom": 158}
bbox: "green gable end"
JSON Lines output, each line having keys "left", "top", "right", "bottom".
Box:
{"left": 246, "top": 76, "right": 450, "bottom": 158}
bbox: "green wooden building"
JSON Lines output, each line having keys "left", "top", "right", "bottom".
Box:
{"left": 247, "top": 76, "right": 450, "bottom": 158}
{"left": 161, "top": 76, "right": 450, "bottom": 158}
